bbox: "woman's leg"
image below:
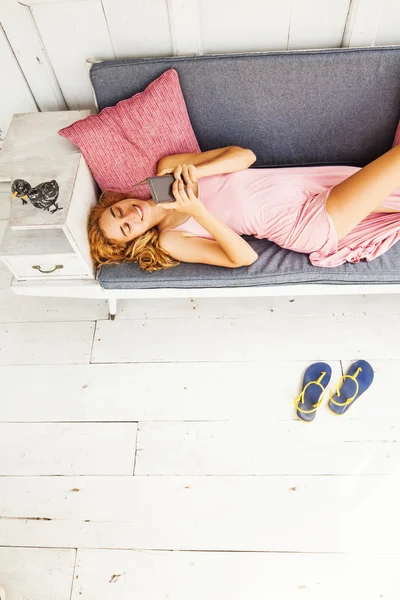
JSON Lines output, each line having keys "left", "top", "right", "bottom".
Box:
{"left": 326, "top": 145, "right": 400, "bottom": 239}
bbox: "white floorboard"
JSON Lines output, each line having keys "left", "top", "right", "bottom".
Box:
{"left": 0, "top": 221, "right": 12, "bottom": 288}
{"left": 0, "top": 423, "right": 137, "bottom": 475}
{"left": 135, "top": 419, "right": 400, "bottom": 475}
{"left": 0, "top": 475, "right": 398, "bottom": 553}
{"left": 0, "top": 293, "right": 399, "bottom": 598}
{"left": 0, "top": 361, "right": 342, "bottom": 422}
{"left": 0, "top": 264, "right": 12, "bottom": 289}
{"left": 0, "top": 321, "right": 94, "bottom": 365}
{"left": 71, "top": 548, "right": 400, "bottom": 600}
{"left": 0, "top": 547, "right": 75, "bottom": 600}
{"left": 118, "top": 293, "right": 400, "bottom": 319}
{"left": 92, "top": 314, "right": 400, "bottom": 363}
{"left": 0, "top": 288, "right": 108, "bottom": 322}
{"left": 2, "top": 359, "right": 400, "bottom": 422}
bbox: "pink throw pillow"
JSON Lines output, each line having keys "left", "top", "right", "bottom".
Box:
{"left": 58, "top": 68, "right": 200, "bottom": 198}
{"left": 393, "top": 121, "right": 400, "bottom": 147}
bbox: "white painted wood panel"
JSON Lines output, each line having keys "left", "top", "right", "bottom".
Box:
{"left": 0, "top": 221, "right": 12, "bottom": 288}
{"left": 0, "top": 288, "right": 107, "bottom": 322}
{"left": 0, "top": 0, "right": 66, "bottom": 112}
{"left": 92, "top": 314, "right": 400, "bottom": 363}
{"left": 0, "top": 321, "right": 94, "bottom": 365}
{"left": 7, "top": 157, "right": 81, "bottom": 231}
{"left": 65, "top": 156, "right": 98, "bottom": 276}
{"left": 0, "top": 111, "right": 85, "bottom": 162}
{"left": 0, "top": 24, "right": 37, "bottom": 146}
{"left": 0, "top": 423, "right": 137, "bottom": 475}
{"left": 0, "top": 361, "right": 342, "bottom": 422}
{"left": 0, "top": 350, "right": 396, "bottom": 424}
{"left": 375, "top": 0, "right": 400, "bottom": 45}
{"left": 0, "top": 547, "right": 75, "bottom": 600}
{"left": 0, "top": 264, "right": 12, "bottom": 288}
{"left": 288, "top": 0, "right": 350, "bottom": 50}
{"left": 102, "top": 0, "right": 172, "bottom": 58}
{"left": 118, "top": 294, "right": 400, "bottom": 319}
{"left": 135, "top": 420, "right": 400, "bottom": 475}
{"left": 30, "top": 0, "right": 115, "bottom": 110}
{"left": 5, "top": 254, "right": 89, "bottom": 279}
{"left": 0, "top": 188, "right": 10, "bottom": 221}
{"left": 168, "top": 0, "right": 202, "bottom": 56}
{"left": 2, "top": 0, "right": 400, "bottom": 127}
{"left": 342, "top": 0, "right": 385, "bottom": 47}
{"left": 1, "top": 227, "right": 72, "bottom": 255}
{"left": 0, "top": 475, "right": 399, "bottom": 552}
{"left": 72, "top": 548, "right": 400, "bottom": 600}
{"left": 200, "top": 0, "right": 291, "bottom": 53}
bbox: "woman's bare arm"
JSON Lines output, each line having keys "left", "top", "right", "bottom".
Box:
{"left": 160, "top": 225, "right": 258, "bottom": 269}
{"left": 157, "top": 146, "right": 256, "bottom": 178}
{"left": 159, "top": 178, "right": 258, "bottom": 268}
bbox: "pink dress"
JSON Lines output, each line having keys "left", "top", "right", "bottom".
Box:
{"left": 166, "top": 166, "right": 400, "bottom": 267}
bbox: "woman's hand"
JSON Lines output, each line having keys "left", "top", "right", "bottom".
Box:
{"left": 162, "top": 177, "right": 204, "bottom": 217}
{"left": 157, "top": 163, "right": 203, "bottom": 216}
{"left": 157, "top": 163, "right": 199, "bottom": 187}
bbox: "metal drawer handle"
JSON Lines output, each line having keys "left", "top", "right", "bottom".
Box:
{"left": 32, "top": 264, "right": 64, "bottom": 274}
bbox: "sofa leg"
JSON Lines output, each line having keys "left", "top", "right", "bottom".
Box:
{"left": 108, "top": 298, "right": 117, "bottom": 320}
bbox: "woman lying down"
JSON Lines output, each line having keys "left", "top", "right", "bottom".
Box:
{"left": 88, "top": 144, "right": 400, "bottom": 271}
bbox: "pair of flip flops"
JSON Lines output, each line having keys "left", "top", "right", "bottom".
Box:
{"left": 294, "top": 360, "right": 374, "bottom": 422}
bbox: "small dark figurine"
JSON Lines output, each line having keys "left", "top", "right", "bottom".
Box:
{"left": 11, "top": 179, "right": 31, "bottom": 204}
{"left": 11, "top": 178, "right": 63, "bottom": 214}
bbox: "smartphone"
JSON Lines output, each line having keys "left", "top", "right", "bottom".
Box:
{"left": 147, "top": 174, "right": 187, "bottom": 204}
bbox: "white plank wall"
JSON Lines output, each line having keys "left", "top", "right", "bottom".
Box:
{"left": 1, "top": 0, "right": 400, "bottom": 136}
{"left": 29, "top": 1, "right": 115, "bottom": 111}
{"left": 0, "top": 25, "right": 37, "bottom": 145}
{"left": 102, "top": 0, "right": 172, "bottom": 58}
{"left": 0, "top": 0, "right": 66, "bottom": 113}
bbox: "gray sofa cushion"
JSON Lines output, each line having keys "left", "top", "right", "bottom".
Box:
{"left": 90, "top": 47, "right": 400, "bottom": 168}
{"left": 98, "top": 236, "right": 400, "bottom": 290}
{"left": 91, "top": 47, "right": 400, "bottom": 290}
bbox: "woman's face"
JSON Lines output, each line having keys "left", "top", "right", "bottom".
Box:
{"left": 99, "top": 198, "right": 152, "bottom": 242}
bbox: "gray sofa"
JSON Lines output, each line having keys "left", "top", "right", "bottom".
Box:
{"left": 90, "top": 46, "right": 400, "bottom": 291}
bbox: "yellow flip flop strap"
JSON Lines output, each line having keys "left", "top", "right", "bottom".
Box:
{"left": 293, "top": 372, "right": 326, "bottom": 414}
{"left": 329, "top": 367, "right": 362, "bottom": 407}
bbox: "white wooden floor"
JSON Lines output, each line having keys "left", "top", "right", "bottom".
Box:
{"left": 0, "top": 278, "right": 400, "bottom": 599}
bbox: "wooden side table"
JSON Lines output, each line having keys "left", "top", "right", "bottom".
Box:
{"left": 0, "top": 111, "right": 97, "bottom": 281}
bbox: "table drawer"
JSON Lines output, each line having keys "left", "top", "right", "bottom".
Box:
{"left": 5, "top": 254, "right": 93, "bottom": 279}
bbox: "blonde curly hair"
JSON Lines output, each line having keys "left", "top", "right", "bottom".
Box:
{"left": 88, "top": 192, "right": 180, "bottom": 272}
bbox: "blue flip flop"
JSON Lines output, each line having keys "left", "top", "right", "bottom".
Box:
{"left": 328, "top": 360, "right": 374, "bottom": 415}
{"left": 293, "top": 362, "right": 332, "bottom": 422}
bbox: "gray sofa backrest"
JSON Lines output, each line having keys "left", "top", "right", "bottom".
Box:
{"left": 90, "top": 47, "right": 400, "bottom": 169}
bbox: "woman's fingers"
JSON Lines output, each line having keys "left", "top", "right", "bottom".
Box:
{"left": 171, "top": 179, "right": 185, "bottom": 204}
{"left": 188, "top": 164, "right": 198, "bottom": 183}
{"left": 186, "top": 183, "right": 197, "bottom": 200}
{"left": 159, "top": 163, "right": 198, "bottom": 184}
{"left": 157, "top": 167, "right": 174, "bottom": 176}
{"left": 182, "top": 164, "right": 193, "bottom": 186}
{"left": 173, "top": 165, "right": 183, "bottom": 181}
